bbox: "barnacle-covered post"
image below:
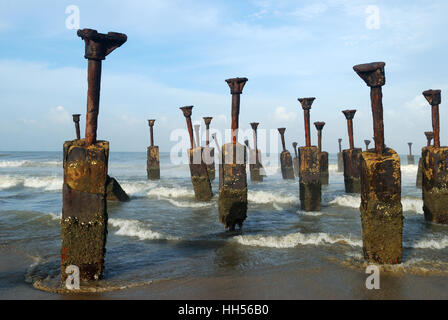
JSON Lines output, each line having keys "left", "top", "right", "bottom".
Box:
{"left": 72, "top": 114, "right": 81, "bottom": 140}
{"left": 407, "top": 142, "right": 415, "bottom": 165}
{"left": 278, "top": 128, "right": 295, "bottom": 180}
{"left": 292, "top": 142, "right": 299, "bottom": 177}
{"left": 147, "top": 119, "right": 160, "bottom": 180}
{"left": 341, "top": 110, "right": 362, "bottom": 193}
{"left": 180, "top": 106, "right": 213, "bottom": 201}
{"left": 314, "top": 122, "right": 329, "bottom": 185}
{"left": 417, "top": 131, "right": 433, "bottom": 188}
{"left": 203, "top": 117, "right": 215, "bottom": 181}
{"left": 354, "top": 61, "right": 403, "bottom": 264}
{"left": 421, "top": 89, "right": 448, "bottom": 224}
{"left": 219, "top": 77, "right": 248, "bottom": 230}
{"left": 62, "top": 29, "right": 127, "bottom": 283}
{"left": 337, "top": 138, "right": 343, "bottom": 172}
{"left": 298, "top": 97, "right": 321, "bottom": 211}
{"left": 248, "top": 122, "right": 264, "bottom": 182}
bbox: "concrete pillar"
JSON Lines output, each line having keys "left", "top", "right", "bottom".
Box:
{"left": 337, "top": 138, "right": 343, "bottom": 172}
{"left": 314, "top": 122, "right": 329, "bottom": 186}
{"left": 147, "top": 119, "right": 160, "bottom": 180}
{"left": 278, "top": 128, "right": 295, "bottom": 180}
{"left": 354, "top": 61, "right": 403, "bottom": 264}
{"left": 407, "top": 142, "right": 415, "bottom": 165}
{"left": 203, "top": 117, "right": 215, "bottom": 182}
{"left": 298, "top": 97, "right": 321, "bottom": 211}
{"left": 62, "top": 29, "right": 127, "bottom": 283}
{"left": 417, "top": 132, "right": 433, "bottom": 188}
{"left": 292, "top": 142, "right": 299, "bottom": 178}
{"left": 247, "top": 122, "right": 264, "bottom": 182}
{"left": 180, "top": 106, "right": 213, "bottom": 201}
{"left": 421, "top": 89, "right": 448, "bottom": 224}
{"left": 342, "top": 110, "right": 362, "bottom": 193}
{"left": 219, "top": 77, "right": 248, "bottom": 230}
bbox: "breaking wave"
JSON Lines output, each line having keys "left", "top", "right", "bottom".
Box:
{"left": 0, "top": 175, "right": 62, "bottom": 191}
{"left": 108, "top": 218, "right": 179, "bottom": 241}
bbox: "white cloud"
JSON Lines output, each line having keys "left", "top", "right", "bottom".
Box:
{"left": 48, "top": 105, "right": 71, "bottom": 125}
{"left": 272, "top": 106, "right": 297, "bottom": 123}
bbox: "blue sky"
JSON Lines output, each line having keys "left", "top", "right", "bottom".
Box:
{"left": 0, "top": 0, "right": 447, "bottom": 153}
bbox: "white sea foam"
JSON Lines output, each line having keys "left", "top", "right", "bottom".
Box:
{"left": 248, "top": 190, "right": 298, "bottom": 205}
{"left": 121, "top": 182, "right": 156, "bottom": 195}
{"left": 0, "top": 175, "right": 62, "bottom": 191}
{"left": 328, "top": 164, "right": 339, "bottom": 173}
{"left": 405, "top": 237, "right": 448, "bottom": 250}
{"left": 0, "top": 160, "right": 61, "bottom": 168}
{"left": 166, "top": 199, "right": 214, "bottom": 208}
{"left": 109, "top": 218, "right": 179, "bottom": 241}
{"left": 46, "top": 212, "right": 61, "bottom": 221}
{"left": 147, "top": 186, "right": 194, "bottom": 199}
{"left": 297, "top": 210, "right": 323, "bottom": 216}
{"left": 401, "top": 164, "right": 418, "bottom": 174}
{"left": 233, "top": 232, "right": 362, "bottom": 248}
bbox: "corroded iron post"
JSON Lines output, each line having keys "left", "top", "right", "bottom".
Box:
{"left": 407, "top": 142, "right": 415, "bottom": 165}
{"left": 314, "top": 122, "right": 329, "bottom": 185}
{"left": 364, "top": 140, "right": 371, "bottom": 151}
{"left": 292, "top": 142, "right": 299, "bottom": 177}
{"left": 354, "top": 61, "right": 403, "bottom": 264}
{"left": 203, "top": 117, "right": 215, "bottom": 181}
{"left": 417, "top": 131, "right": 433, "bottom": 188}
{"left": 278, "top": 128, "right": 295, "bottom": 180}
{"left": 337, "top": 138, "right": 343, "bottom": 172}
{"left": 147, "top": 119, "right": 160, "bottom": 180}
{"left": 342, "top": 110, "right": 362, "bottom": 193}
{"left": 72, "top": 114, "right": 81, "bottom": 140}
{"left": 180, "top": 106, "right": 213, "bottom": 201}
{"left": 298, "top": 97, "right": 321, "bottom": 211}
{"left": 219, "top": 77, "right": 248, "bottom": 230}
{"left": 248, "top": 122, "right": 264, "bottom": 182}
{"left": 62, "top": 29, "right": 127, "bottom": 283}
{"left": 421, "top": 89, "right": 448, "bottom": 224}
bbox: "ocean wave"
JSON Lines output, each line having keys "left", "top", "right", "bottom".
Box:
{"left": 0, "top": 160, "right": 61, "bottom": 168}
{"left": 166, "top": 199, "right": 214, "bottom": 208}
{"left": 0, "top": 175, "right": 62, "bottom": 191}
{"left": 147, "top": 186, "right": 195, "bottom": 199}
{"left": 248, "top": 190, "right": 298, "bottom": 205}
{"left": 233, "top": 232, "right": 362, "bottom": 248}
{"left": 405, "top": 237, "right": 448, "bottom": 250}
{"left": 108, "top": 218, "right": 179, "bottom": 241}
{"left": 121, "top": 182, "right": 156, "bottom": 195}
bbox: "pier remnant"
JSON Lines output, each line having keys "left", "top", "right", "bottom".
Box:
{"left": 298, "top": 97, "right": 321, "bottom": 211}
{"left": 219, "top": 77, "right": 248, "bottom": 230}
{"left": 407, "top": 142, "right": 415, "bottom": 165}
{"left": 292, "top": 142, "right": 299, "bottom": 177}
{"left": 212, "top": 133, "right": 223, "bottom": 189}
{"left": 278, "top": 128, "right": 295, "bottom": 180}
{"left": 421, "top": 89, "right": 448, "bottom": 224}
{"left": 72, "top": 114, "right": 81, "bottom": 140}
{"left": 342, "top": 110, "right": 362, "bottom": 193}
{"left": 106, "top": 175, "right": 130, "bottom": 202}
{"left": 203, "top": 117, "right": 215, "bottom": 181}
{"left": 248, "top": 122, "right": 264, "bottom": 182}
{"left": 62, "top": 29, "right": 127, "bottom": 283}
{"left": 417, "top": 131, "right": 433, "bottom": 188}
{"left": 314, "top": 122, "right": 329, "bottom": 185}
{"left": 147, "top": 119, "right": 160, "bottom": 180}
{"left": 180, "top": 106, "right": 213, "bottom": 201}
{"left": 337, "top": 138, "right": 343, "bottom": 172}
{"left": 354, "top": 61, "right": 403, "bottom": 264}
{"left": 364, "top": 140, "right": 371, "bottom": 151}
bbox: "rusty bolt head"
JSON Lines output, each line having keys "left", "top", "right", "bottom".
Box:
{"left": 342, "top": 109, "right": 357, "bottom": 120}
{"left": 425, "top": 131, "right": 434, "bottom": 140}
{"left": 292, "top": 142, "right": 298, "bottom": 148}
{"left": 314, "top": 121, "right": 325, "bottom": 131}
{"left": 72, "top": 114, "right": 81, "bottom": 123}
{"left": 278, "top": 128, "right": 286, "bottom": 135}
{"left": 353, "top": 62, "right": 386, "bottom": 87}
{"left": 298, "top": 97, "right": 316, "bottom": 110}
{"left": 203, "top": 117, "right": 213, "bottom": 126}
{"left": 250, "top": 122, "right": 259, "bottom": 130}
{"left": 423, "top": 89, "right": 441, "bottom": 106}
{"left": 180, "top": 106, "right": 193, "bottom": 118}
{"left": 148, "top": 119, "right": 156, "bottom": 127}
{"left": 225, "top": 77, "right": 248, "bottom": 94}
{"left": 77, "top": 29, "right": 127, "bottom": 61}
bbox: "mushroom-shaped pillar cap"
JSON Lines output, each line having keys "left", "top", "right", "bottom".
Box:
{"left": 314, "top": 121, "right": 326, "bottom": 131}
{"left": 225, "top": 77, "right": 248, "bottom": 94}
{"left": 250, "top": 122, "right": 259, "bottom": 130}
{"left": 180, "top": 106, "right": 193, "bottom": 118}
{"left": 353, "top": 62, "right": 385, "bottom": 87}
{"left": 342, "top": 109, "right": 357, "bottom": 120}
{"left": 338, "top": 138, "right": 342, "bottom": 143}
{"left": 278, "top": 128, "right": 286, "bottom": 135}
{"left": 148, "top": 119, "right": 156, "bottom": 127}
{"left": 244, "top": 139, "right": 249, "bottom": 147}
{"left": 77, "top": 28, "right": 127, "bottom": 61}
{"left": 407, "top": 142, "right": 413, "bottom": 146}
{"left": 424, "top": 131, "right": 434, "bottom": 140}
{"left": 364, "top": 139, "right": 371, "bottom": 144}
{"left": 203, "top": 117, "right": 213, "bottom": 126}
{"left": 423, "top": 89, "right": 441, "bottom": 106}
{"left": 292, "top": 142, "right": 298, "bottom": 148}
{"left": 298, "top": 97, "right": 316, "bottom": 110}
{"left": 72, "top": 114, "right": 81, "bottom": 122}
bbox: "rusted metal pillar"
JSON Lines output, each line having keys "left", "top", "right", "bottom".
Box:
{"left": 298, "top": 97, "right": 321, "bottom": 211}
{"left": 278, "top": 128, "right": 295, "bottom": 180}
{"left": 364, "top": 140, "right": 371, "bottom": 151}
{"left": 212, "top": 133, "right": 224, "bottom": 189}
{"left": 314, "top": 122, "right": 329, "bottom": 186}
{"left": 219, "top": 77, "right": 248, "bottom": 230}
{"left": 147, "top": 119, "right": 160, "bottom": 180}
{"left": 62, "top": 29, "right": 127, "bottom": 283}
{"left": 417, "top": 131, "right": 434, "bottom": 188}
{"left": 180, "top": 106, "right": 213, "bottom": 201}
{"left": 72, "top": 114, "right": 81, "bottom": 140}
{"left": 292, "top": 142, "right": 299, "bottom": 177}
{"left": 203, "top": 117, "right": 215, "bottom": 181}
{"left": 407, "top": 142, "right": 415, "bottom": 165}
{"left": 337, "top": 138, "right": 343, "bottom": 172}
{"left": 421, "top": 89, "right": 448, "bottom": 224}
{"left": 354, "top": 61, "right": 403, "bottom": 264}
{"left": 248, "top": 122, "right": 264, "bottom": 182}
{"left": 341, "top": 110, "right": 362, "bottom": 193}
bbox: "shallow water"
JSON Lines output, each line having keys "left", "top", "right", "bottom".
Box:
{"left": 0, "top": 151, "right": 447, "bottom": 298}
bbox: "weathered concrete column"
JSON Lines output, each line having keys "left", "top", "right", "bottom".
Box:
{"left": 147, "top": 119, "right": 160, "bottom": 180}
{"left": 354, "top": 61, "right": 403, "bottom": 264}
{"left": 247, "top": 122, "right": 264, "bottom": 182}
{"left": 421, "top": 89, "right": 448, "bottom": 224}
{"left": 72, "top": 114, "right": 81, "bottom": 140}
{"left": 219, "top": 77, "right": 248, "bottom": 230}
{"left": 180, "top": 106, "right": 213, "bottom": 201}
{"left": 417, "top": 131, "right": 433, "bottom": 188}
{"left": 278, "top": 128, "right": 295, "bottom": 180}
{"left": 314, "top": 122, "right": 329, "bottom": 185}
{"left": 337, "top": 138, "right": 343, "bottom": 172}
{"left": 407, "top": 142, "right": 415, "bottom": 165}
{"left": 342, "top": 110, "right": 362, "bottom": 193}
{"left": 62, "top": 29, "right": 127, "bottom": 283}
{"left": 203, "top": 117, "right": 215, "bottom": 182}
{"left": 364, "top": 140, "right": 371, "bottom": 151}
{"left": 298, "top": 97, "right": 321, "bottom": 211}
{"left": 292, "top": 142, "right": 299, "bottom": 177}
